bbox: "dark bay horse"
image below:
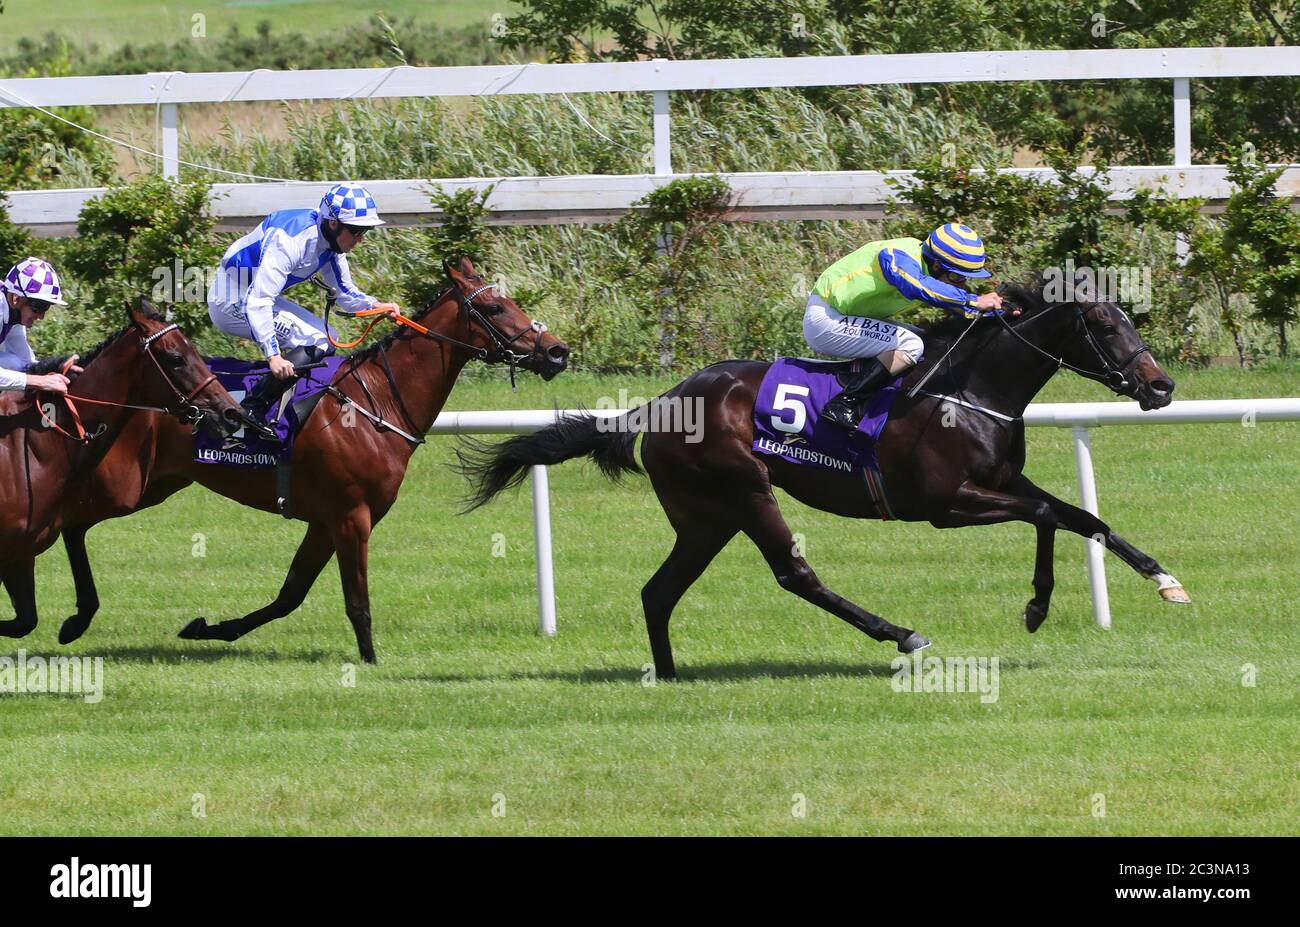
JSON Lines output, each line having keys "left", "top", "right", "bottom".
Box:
{"left": 56, "top": 259, "right": 568, "bottom": 661}
{"left": 458, "top": 277, "right": 1187, "bottom": 679}
{"left": 0, "top": 300, "right": 244, "bottom": 638}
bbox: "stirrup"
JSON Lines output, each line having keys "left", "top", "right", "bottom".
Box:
{"left": 821, "top": 395, "right": 865, "bottom": 431}
{"left": 239, "top": 401, "right": 280, "bottom": 441}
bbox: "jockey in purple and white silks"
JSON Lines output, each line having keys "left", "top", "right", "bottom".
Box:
{"left": 0, "top": 258, "right": 83, "bottom": 395}
{"left": 208, "top": 182, "right": 399, "bottom": 438}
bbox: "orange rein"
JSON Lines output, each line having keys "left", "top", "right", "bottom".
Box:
{"left": 326, "top": 307, "right": 427, "bottom": 350}
{"left": 36, "top": 355, "right": 192, "bottom": 443}
{"left": 37, "top": 356, "right": 92, "bottom": 442}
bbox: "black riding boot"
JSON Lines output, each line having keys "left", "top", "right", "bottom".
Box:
{"left": 820, "top": 357, "right": 895, "bottom": 431}
{"left": 240, "top": 346, "right": 318, "bottom": 440}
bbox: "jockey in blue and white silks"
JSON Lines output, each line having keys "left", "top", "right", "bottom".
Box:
{"left": 208, "top": 182, "right": 399, "bottom": 436}
{"left": 0, "top": 258, "right": 82, "bottom": 395}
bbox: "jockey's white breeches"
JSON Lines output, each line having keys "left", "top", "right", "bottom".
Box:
{"left": 207, "top": 268, "right": 337, "bottom": 354}
{"left": 802, "top": 293, "right": 924, "bottom": 363}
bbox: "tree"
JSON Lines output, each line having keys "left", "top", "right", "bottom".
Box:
{"left": 1220, "top": 149, "right": 1300, "bottom": 357}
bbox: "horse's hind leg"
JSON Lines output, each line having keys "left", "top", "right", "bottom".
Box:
{"left": 642, "top": 521, "right": 737, "bottom": 681}
{"left": 741, "top": 490, "right": 929, "bottom": 654}
{"left": 0, "top": 557, "right": 38, "bottom": 638}
{"left": 179, "top": 522, "right": 335, "bottom": 645}
{"left": 58, "top": 525, "right": 100, "bottom": 644}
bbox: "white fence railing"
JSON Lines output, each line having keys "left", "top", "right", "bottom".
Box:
{"left": 2, "top": 46, "right": 1299, "bottom": 233}
{"left": 428, "top": 398, "right": 1300, "bottom": 635}
{"left": 10, "top": 165, "right": 1300, "bottom": 236}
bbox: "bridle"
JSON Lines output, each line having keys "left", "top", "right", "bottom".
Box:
{"left": 995, "top": 300, "right": 1152, "bottom": 393}
{"left": 325, "top": 278, "right": 549, "bottom": 382}
{"left": 39, "top": 323, "right": 223, "bottom": 442}
{"left": 448, "top": 281, "right": 549, "bottom": 385}
{"left": 372, "top": 280, "right": 548, "bottom": 388}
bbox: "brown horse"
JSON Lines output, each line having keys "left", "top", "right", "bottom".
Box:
{"left": 56, "top": 258, "right": 569, "bottom": 661}
{"left": 458, "top": 276, "right": 1187, "bottom": 679}
{"left": 0, "top": 300, "right": 244, "bottom": 638}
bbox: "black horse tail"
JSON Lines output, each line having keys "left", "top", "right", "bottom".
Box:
{"left": 456, "top": 408, "right": 644, "bottom": 511}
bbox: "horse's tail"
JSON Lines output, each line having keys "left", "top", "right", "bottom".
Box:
{"left": 456, "top": 408, "right": 644, "bottom": 511}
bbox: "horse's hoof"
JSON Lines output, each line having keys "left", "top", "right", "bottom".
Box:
{"left": 178, "top": 617, "right": 208, "bottom": 640}
{"left": 898, "top": 632, "right": 931, "bottom": 654}
{"left": 0, "top": 620, "right": 35, "bottom": 639}
{"left": 58, "top": 616, "right": 90, "bottom": 645}
{"left": 1159, "top": 585, "right": 1191, "bottom": 604}
{"left": 1024, "top": 601, "right": 1049, "bottom": 633}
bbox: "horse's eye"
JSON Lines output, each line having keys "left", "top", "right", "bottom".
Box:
{"left": 165, "top": 351, "right": 185, "bottom": 368}
{"left": 1101, "top": 325, "right": 1118, "bottom": 336}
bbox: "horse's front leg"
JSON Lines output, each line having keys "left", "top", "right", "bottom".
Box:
{"left": 0, "top": 556, "right": 39, "bottom": 638}
{"left": 58, "top": 524, "right": 100, "bottom": 644}
{"left": 931, "top": 482, "right": 1060, "bottom": 631}
{"left": 331, "top": 508, "right": 376, "bottom": 664}
{"left": 1004, "top": 474, "right": 1189, "bottom": 605}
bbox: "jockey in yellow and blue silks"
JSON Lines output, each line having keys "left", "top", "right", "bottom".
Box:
{"left": 805, "top": 223, "right": 1004, "bottom": 430}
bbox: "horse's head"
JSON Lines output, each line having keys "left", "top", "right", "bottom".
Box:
{"left": 1005, "top": 273, "right": 1175, "bottom": 411}
{"left": 443, "top": 257, "right": 569, "bottom": 381}
{"left": 127, "top": 299, "right": 245, "bottom": 438}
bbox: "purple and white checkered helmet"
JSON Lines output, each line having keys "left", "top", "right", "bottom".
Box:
{"left": 3, "top": 257, "right": 67, "bottom": 307}
{"left": 319, "top": 182, "right": 385, "bottom": 228}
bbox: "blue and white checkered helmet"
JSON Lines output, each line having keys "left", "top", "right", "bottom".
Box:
{"left": 3, "top": 257, "right": 67, "bottom": 306}
{"left": 319, "top": 182, "right": 385, "bottom": 227}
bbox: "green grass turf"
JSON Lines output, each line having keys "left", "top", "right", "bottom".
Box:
{"left": 1, "top": 363, "right": 1297, "bottom": 835}
{"left": 0, "top": 0, "right": 511, "bottom": 53}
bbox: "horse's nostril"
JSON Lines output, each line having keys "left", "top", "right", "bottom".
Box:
{"left": 548, "top": 345, "right": 569, "bottom": 364}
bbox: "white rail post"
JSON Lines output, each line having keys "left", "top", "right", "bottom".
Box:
{"left": 160, "top": 102, "right": 180, "bottom": 180}
{"left": 531, "top": 464, "right": 557, "bottom": 636}
{"left": 1173, "top": 77, "right": 1191, "bottom": 265}
{"left": 1071, "top": 426, "right": 1111, "bottom": 629}
{"left": 652, "top": 63, "right": 671, "bottom": 176}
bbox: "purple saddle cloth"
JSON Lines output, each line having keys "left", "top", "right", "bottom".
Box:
{"left": 752, "top": 357, "right": 904, "bottom": 473}
{"left": 193, "top": 355, "right": 346, "bottom": 468}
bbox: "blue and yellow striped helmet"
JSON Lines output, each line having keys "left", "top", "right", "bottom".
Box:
{"left": 921, "top": 223, "right": 992, "bottom": 279}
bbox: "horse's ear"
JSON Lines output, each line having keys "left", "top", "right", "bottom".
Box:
{"left": 444, "top": 255, "right": 478, "bottom": 284}
{"left": 127, "top": 298, "right": 149, "bottom": 329}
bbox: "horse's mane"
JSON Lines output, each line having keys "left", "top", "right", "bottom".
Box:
{"left": 918, "top": 273, "right": 1052, "bottom": 354}
{"left": 27, "top": 303, "right": 170, "bottom": 376}
{"left": 345, "top": 284, "right": 454, "bottom": 365}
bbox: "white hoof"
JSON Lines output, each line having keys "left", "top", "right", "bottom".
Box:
{"left": 1155, "top": 573, "right": 1191, "bottom": 604}
{"left": 1159, "top": 585, "right": 1191, "bottom": 604}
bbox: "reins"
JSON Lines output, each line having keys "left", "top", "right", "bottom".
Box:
{"left": 38, "top": 323, "right": 223, "bottom": 443}
{"left": 993, "top": 300, "right": 1151, "bottom": 392}
{"left": 313, "top": 278, "right": 549, "bottom": 445}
